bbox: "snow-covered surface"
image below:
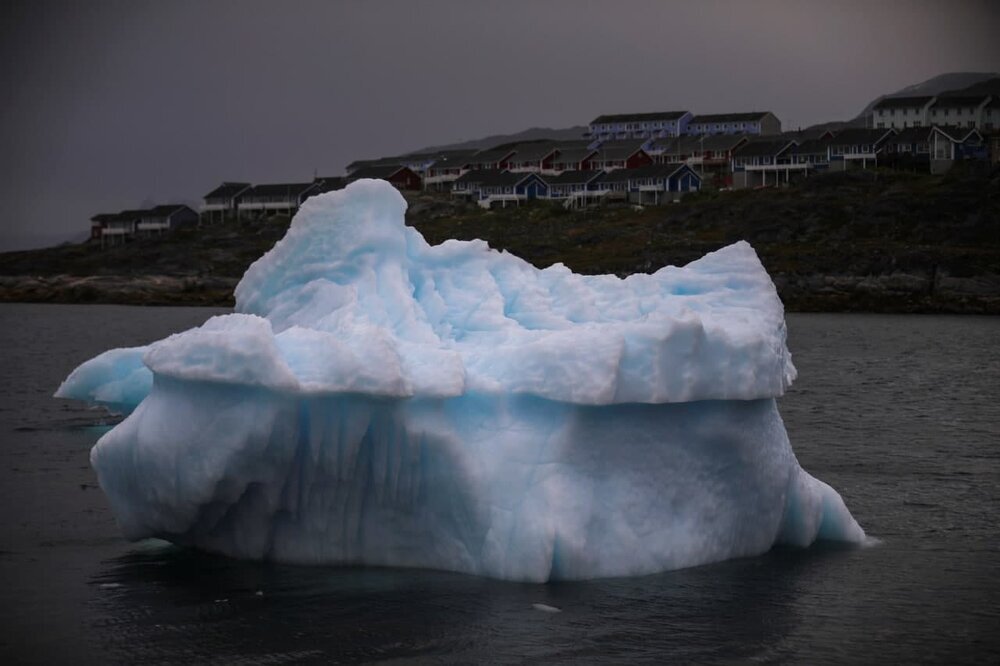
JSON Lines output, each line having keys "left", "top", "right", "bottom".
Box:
{"left": 56, "top": 179, "right": 864, "bottom": 581}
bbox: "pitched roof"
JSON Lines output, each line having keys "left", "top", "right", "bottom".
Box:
{"left": 551, "top": 147, "right": 598, "bottom": 163}
{"left": 690, "top": 112, "right": 773, "bottom": 124}
{"left": 590, "top": 111, "right": 690, "bottom": 125}
{"left": 468, "top": 148, "right": 516, "bottom": 164}
{"left": 596, "top": 163, "right": 694, "bottom": 183}
{"left": 542, "top": 170, "right": 603, "bottom": 185}
{"left": 242, "top": 183, "right": 318, "bottom": 197}
{"left": 733, "top": 139, "right": 795, "bottom": 157}
{"left": 872, "top": 96, "right": 934, "bottom": 110}
{"left": 828, "top": 128, "right": 894, "bottom": 147}
{"left": 147, "top": 204, "right": 194, "bottom": 217}
{"left": 346, "top": 157, "right": 404, "bottom": 171}
{"left": 931, "top": 125, "right": 983, "bottom": 142}
{"left": 791, "top": 138, "right": 831, "bottom": 155}
{"left": 349, "top": 165, "right": 410, "bottom": 180}
{"left": 882, "top": 126, "right": 934, "bottom": 145}
{"left": 591, "top": 140, "right": 647, "bottom": 159}
{"left": 204, "top": 182, "right": 251, "bottom": 199}
{"left": 314, "top": 176, "right": 346, "bottom": 192}
{"left": 930, "top": 95, "right": 992, "bottom": 109}
{"left": 507, "top": 144, "right": 560, "bottom": 162}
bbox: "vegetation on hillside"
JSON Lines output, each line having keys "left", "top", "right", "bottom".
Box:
{"left": 1, "top": 167, "right": 998, "bottom": 312}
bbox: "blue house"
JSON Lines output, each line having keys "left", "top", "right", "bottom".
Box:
{"left": 587, "top": 111, "right": 693, "bottom": 140}
{"left": 452, "top": 170, "right": 549, "bottom": 208}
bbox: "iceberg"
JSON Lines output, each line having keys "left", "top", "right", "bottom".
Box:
{"left": 56, "top": 179, "right": 865, "bottom": 581}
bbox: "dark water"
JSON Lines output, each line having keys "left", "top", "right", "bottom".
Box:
{"left": 1, "top": 304, "right": 997, "bottom": 664}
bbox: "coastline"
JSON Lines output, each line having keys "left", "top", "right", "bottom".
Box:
{"left": 2, "top": 270, "right": 996, "bottom": 313}
{"left": 3, "top": 169, "right": 997, "bottom": 313}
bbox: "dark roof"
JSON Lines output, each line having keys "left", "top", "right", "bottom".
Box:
{"left": 882, "top": 127, "right": 933, "bottom": 145}
{"left": 733, "top": 139, "right": 795, "bottom": 157}
{"left": 454, "top": 169, "right": 510, "bottom": 186}
{"left": 828, "top": 128, "right": 894, "bottom": 147}
{"left": 690, "top": 112, "right": 773, "bottom": 124}
{"left": 90, "top": 213, "right": 122, "bottom": 223}
{"left": 204, "top": 182, "right": 251, "bottom": 199}
{"left": 590, "top": 111, "right": 690, "bottom": 125}
{"left": 791, "top": 138, "right": 831, "bottom": 155}
{"left": 468, "top": 148, "right": 516, "bottom": 164}
{"left": 507, "top": 144, "right": 560, "bottom": 162}
{"left": 591, "top": 140, "right": 647, "bottom": 159}
{"left": 551, "top": 147, "right": 598, "bottom": 163}
{"left": 242, "top": 183, "right": 318, "bottom": 197}
{"left": 932, "top": 125, "right": 983, "bottom": 142}
{"left": 596, "top": 163, "right": 693, "bottom": 184}
{"left": 346, "top": 157, "right": 405, "bottom": 171}
{"left": 147, "top": 204, "right": 194, "bottom": 217}
{"left": 542, "top": 170, "right": 603, "bottom": 185}
{"left": 455, "top": 169, "right": 543, "bottom": 188}
{"left": 658, "top": 134, "right": 748, "bottom": 153}
{"left": 349, "top": 165, "right": 409, "bottom": 180}
{"left": 872, "top": 96, "right": 934, "bottom": 110}
{"left": 930, "top": 95, "right": 992, "bottom": 109}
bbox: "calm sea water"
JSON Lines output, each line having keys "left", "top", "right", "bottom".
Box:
{"left": 0, "top": 304, "right": 997, "bottom": 664}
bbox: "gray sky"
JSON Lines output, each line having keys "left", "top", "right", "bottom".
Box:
{"left": 2, "top": 0, "right": 998, "bottom": 250}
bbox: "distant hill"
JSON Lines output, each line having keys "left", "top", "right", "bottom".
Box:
{"left": 806, "top": 71, "right": 1000, "bottom": 132}
{"left": 416, "top": 126, "right": 589, "bottom": 153}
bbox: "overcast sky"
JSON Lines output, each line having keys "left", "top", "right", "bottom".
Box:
{"left": 2, "top": 0, "right": 998, "bottom": 250}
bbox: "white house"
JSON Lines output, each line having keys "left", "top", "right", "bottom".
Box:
{"left": 928, "top": 95, "right": 993, "bottom": 130}
{"left": 870, "top": 96, "right": 935, "bottom": 130}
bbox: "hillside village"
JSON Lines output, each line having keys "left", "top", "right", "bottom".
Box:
{"left": 87, "top": 88, "right": 1000, "bottom": 247}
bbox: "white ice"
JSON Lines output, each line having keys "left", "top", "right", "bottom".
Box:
{"left": 56, "top": 179, "right": 865, "bottom": 581}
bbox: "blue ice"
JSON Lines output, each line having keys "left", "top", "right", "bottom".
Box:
{"left": 56, "top": 179, "right": 865, "bottom": 581}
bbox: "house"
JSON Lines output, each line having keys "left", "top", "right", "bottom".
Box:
{"left": 826, "top": 128, "right": 895, "bottom": 171}
{"left": 136, "top": 205, "right": 198, "bottom": 237}
{"left": 622, "top": 163, "right": 702, "bottom": 205}
{"left": 464, "top": 148, "right": 516, "bottom": 171}
{"left": 870, "top": 96, "right": 935, "bottom": 130}
{"left": 731, "top": 139, "right": 799, "bottom": 188}
{"left": 89, "top": 210, "right": 144, "bottom": 246}
{"left": 422, "top": 150, "right": 479, "bottom": 191}
{"left": 236, "top": 182, "right": 320, "bottom": 219}
{"left": 506, "top": 143, "right": 559, "bottom": 173}
{"left": 347, "top": 165, "right": 423, "bottom": 190}
{"left": 983, "top": 97, "right": 1000, "bottom": 133}
{"left": 930, "top": 126, "right": 987, "bottom": 174}
{"left": 687, "top": 112, "right": 781, "bottom": 136}
{"left": 548, "top": 147, "right": 598, "bottom": 173}
{"left": 587, "top": 111, "right": 693, "bottom": 140}
{"left": 201, "top": 182, "right": 251, "bottom": 223}
{"left": 789, "top": 138, "right": 832, "bottom": 172}
{"left": 927, "top": 95, "right": 992, "bottom": 130}
{"left": 452, "top": 169, "right": 548, "bottom": 208}
{"left": 541, "top": 170, "right": 603, "bottom": 207}
{"left": 589, "top": 140, "right": 652, "bottom": 171}
{"left": 880, "top": 127, "right": 934, "bottom": 170}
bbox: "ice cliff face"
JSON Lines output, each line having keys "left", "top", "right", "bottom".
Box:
{"left": 56, "top": 179, "right": 865, "bottom": 581}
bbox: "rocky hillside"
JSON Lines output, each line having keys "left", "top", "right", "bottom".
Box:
{"left": 1, "top": 166, "right": 998, "bottom": 312}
